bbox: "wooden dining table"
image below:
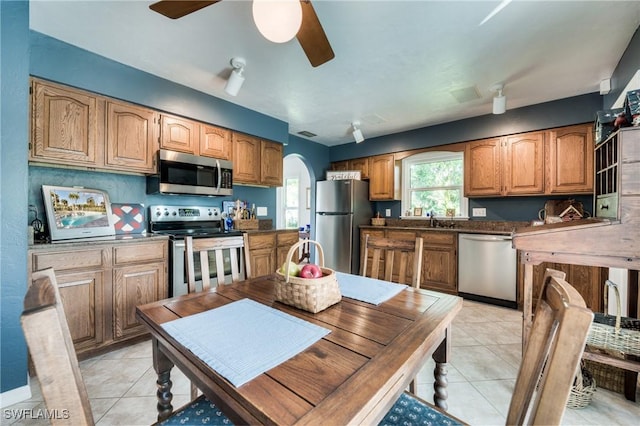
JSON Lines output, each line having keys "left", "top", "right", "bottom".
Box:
{"left": 136, "top": 273, "right": 463, "bottom": 425}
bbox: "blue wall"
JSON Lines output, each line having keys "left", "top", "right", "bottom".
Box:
{"left": 1, "top": 0, "right": 30, "bottom": 394}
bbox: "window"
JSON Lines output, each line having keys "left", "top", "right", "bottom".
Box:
{"left": 284, "top": 177, "right": 299, "bottom": 228}
{"left": 401, "top": 151, "right": 468, "bottom": 218}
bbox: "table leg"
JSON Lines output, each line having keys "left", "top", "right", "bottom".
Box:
{"left": 152, "top": 337, "right": 175, "bottom": 421}
{"left": 432, "top": 326, "right": 451, "bottom": 411}
{"left": 522, "top": 263, "right": 533, "bottom": 351}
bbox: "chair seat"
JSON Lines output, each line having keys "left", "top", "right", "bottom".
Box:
{"left": 159, "top": 395, "right": 233, "bottom": 425}
{"left": 378, "top": 392, "right": 463, "bottom": 426}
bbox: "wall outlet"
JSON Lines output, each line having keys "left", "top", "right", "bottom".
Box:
{"left": 385, "top": 209, "right": 392, "bottom": 217}
{"left": 256, "top": 206, "right": 268, "bottom": 216}
{"left": 472, "top": 208, "right": 487, "bottom": 217}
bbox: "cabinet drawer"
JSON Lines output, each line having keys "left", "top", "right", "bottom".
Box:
{"left": 33, "top": 249, "right": 105, "bottom": 272}
{"left": 386, "top": 230, "right": 417, "bottom": 240}
{"left": 247, "top": 233, "right": 276, "bottom": 250}
{"left": 277, "top": 231, "right": 300, "bottom": 247}
{"left": 419, "top": 231, "right": 456, "bottom": 245}
{"left": 113, "top": 242, "right": 167, "bottom": 265}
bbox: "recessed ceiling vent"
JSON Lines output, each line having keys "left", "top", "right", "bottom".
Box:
{"left": 450, "top": 86, "right": 482, "bottom": 103}
{"left": 298, "top": 130, "right": 317, "bottom": 137}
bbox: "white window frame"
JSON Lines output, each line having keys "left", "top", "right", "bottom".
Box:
{"left": 401, "top": 151, "right": 468, "bottom": 219}
{"left": 283, "top": 177, "right": 300, "bottom": 229}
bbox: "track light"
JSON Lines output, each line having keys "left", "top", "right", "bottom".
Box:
{"left": 225, "top": 58, "right": 246, "bottom": 96}
{"left": 352, "top": 122, "right": 365, "bottom": 143}
{"left": 492, "top": 83, "right": 506, "bottom": 114}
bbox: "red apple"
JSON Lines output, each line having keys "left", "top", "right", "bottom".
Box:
{"left": 299, "top": 264, "right": 322, "bottom": 279}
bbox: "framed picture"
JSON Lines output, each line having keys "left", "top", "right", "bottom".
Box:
{"left": 413, "top": 207, "right": 423, "bottom": 217}
{"left": 222, "top": 201, "right": 235, "bottom": 216}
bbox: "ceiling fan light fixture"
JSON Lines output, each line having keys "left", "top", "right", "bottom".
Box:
{"left": 225, "top": 57, "right": 246, "bottom": 96}
{"left": 491, "top": 83, "right": 507, "bottom": 114}
{"left": 252, "top": 0, "right": 303, "bottom": 43}
{"left": 352, "top": 122, "right": 365, "bottom": 143}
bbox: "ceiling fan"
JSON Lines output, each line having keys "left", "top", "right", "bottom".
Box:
{"left": 149, "top": 0, "right": 335, "bottom": 67}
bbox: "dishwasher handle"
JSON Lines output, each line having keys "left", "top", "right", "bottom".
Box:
{"left": 459, "top": 234, "right": 512, "bottom": 242}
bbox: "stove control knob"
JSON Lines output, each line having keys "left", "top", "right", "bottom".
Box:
{"left": 155, "top": 211, "right": 161, "bottom": 217}
{"left": 172, "top": 211, "right": 177, "bottom": 216}
{"left": 208, "top": 211, "right": 213, "bottom": 216}
{"left": 164, "top": 211, "right": 169, "bottom": 216}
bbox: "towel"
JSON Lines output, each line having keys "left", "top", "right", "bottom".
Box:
{"left": 162, "top": 298, "right": 330, "bottom": 387}
{"left": 336, "top": 271, "right": 407, "bottom": 305}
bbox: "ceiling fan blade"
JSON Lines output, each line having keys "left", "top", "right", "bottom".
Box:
{"left": 296, "top": 1, "right": 335, "bottom": 67}
{"left": 149, "top": 1, "right": 221, "bottom": 19}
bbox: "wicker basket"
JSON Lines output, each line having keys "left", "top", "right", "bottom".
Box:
{"left": 371, "top": 217, "right": 386, "bottom": 226}
{"left": 233, "top": 218, "right": 259, "bottom": 230}
{"left": 586, "top": 280, "right": 640, "bottom": 357}
{"left": 583, "top": 359, "right": 626, "bottom": 394}
{"left": 275, "top": 240, "right": 341, "bottom": 313}
{"left": 567, "top": 363, "right": 597, "bottom": 409}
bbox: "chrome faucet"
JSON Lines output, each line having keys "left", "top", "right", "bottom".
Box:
{"left": 430, "top": 211, "right": 436, "bottom": 227}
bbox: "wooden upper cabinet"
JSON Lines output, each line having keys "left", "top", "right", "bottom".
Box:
{"left": 504, "top": 131, "right": 545, "bottom": 195}
{"left": 232, "top": 132, "right": 261, "bottom": 184}
{"left": 160, "top": 114, "right": 199, "bottom": 154}
{"left": 199, "top": 124, "right": 231, "bottom": 159}
{"left": 465, "top": 133, "right": 544, "bottom": 197}
{"left": 369, "top": 154, "right": 397, "bottom": 200}
{"left": 464, "top": 137, "right": 502, "bottom": 196}
{"left": 260, "top": 140, "right": 283, "bottom": 186}
{"left": 547, "top": 123, "right": 594, "bottom": 194}
{"left": 30, "top": 78, "right": 101, "bottom": 167}
{"left": 349, "top": 158, "right": 370, "bottom": 179}
{"left": 105, "top": 101, "right": 158, "bottom": 173}
{"left": 331, "top": 160, "right": 349, "bottom": 171}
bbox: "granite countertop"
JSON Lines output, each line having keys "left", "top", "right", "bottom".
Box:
{"left": 361, "top": 219, "right": 530, "bottom": 235}
{"left": 29, "top": 233, "right": 169, "bottom": 250}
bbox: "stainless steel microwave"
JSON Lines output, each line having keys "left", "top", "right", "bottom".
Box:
{"left": 147, "top": 149, "right": 233, "bottom": 196}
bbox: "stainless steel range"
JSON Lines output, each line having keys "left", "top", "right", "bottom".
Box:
{"left": 149, "top": 205, "right": 243, "bottom": 297}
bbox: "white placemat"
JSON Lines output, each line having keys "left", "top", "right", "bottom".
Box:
{"left": 336, "top": 271, "right": 407, "bottom": 305}
{"left": 162, "top": 298, "right": 330, "bottom": 387}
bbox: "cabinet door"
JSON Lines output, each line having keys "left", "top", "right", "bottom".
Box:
{"left": 504, "top": 131, "right": 545, "bottom": 195}
{"left": 200, "top": 124, "right": 231, "bottom": 159}
{"left": 277, "top": 231, "right": 301, "bottom": 266}
{"left": 113, "top": 262, "right": 165, "bottom": 339}
{"left": 331, "top": 160, "right": 349, "bottom": 171}
{"left": 56, "top": 270, "right": 105, "bottom": 352}
{"left": 547, "top": 124, "right": 594, "bottom": 194}
{"left": 464, "top": 138, "right": 502, "bottom": 196}
{"left": 105, "top": 101, "right": 158, "bottom": 173}
{"left": 251, "top": 248, "right": 276, "bottom": 278}
{"left": 418, "top": 231, "right": 457, "bottom": 293}
{"left": 261, "top": 140, "right": 283, "bottom": 186}
{"left": 31, "top": 79, "right": 101, "bottom": 166}
{"left": 349, "top": 158, "right": 369, "bottom": 179}
{"left": 369, "top": 154, "right": 396, "bottom": 200}
{"left": 160, "top": 114, "right": 199, "bottom": 154}
{"left": 232, "top": 133, "right": 261, "bottom": 184}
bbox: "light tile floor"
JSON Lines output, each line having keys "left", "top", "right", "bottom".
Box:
{"left": 4, "top": 300, "right": 639, "bottom": 425}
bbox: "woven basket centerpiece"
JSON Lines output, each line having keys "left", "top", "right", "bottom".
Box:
{"left": 275, "top": 240, "right": 341, "bottom": 313}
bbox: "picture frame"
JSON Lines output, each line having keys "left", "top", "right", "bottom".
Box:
{"left": 222, "top": 200, "right": 235, "bottom": 216}
{"left": 413, "top": 207, "right": 423, "bottom": 217}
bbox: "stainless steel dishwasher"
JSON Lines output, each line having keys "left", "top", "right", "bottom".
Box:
{"left": 458, "top": 233, "right": 517, "bottom": 308}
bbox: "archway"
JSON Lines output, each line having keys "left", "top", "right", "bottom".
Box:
{"left": 276, "top": 154, "right": 312, "bottom": 230}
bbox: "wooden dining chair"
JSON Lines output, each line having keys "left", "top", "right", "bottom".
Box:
{"left": 362, "top": 234, "right": 424, "bottom": 393}
{"left": 21, "top": 268, "right": 233, "bottom": 426}
{"left": 379, "top": 268, "right": 594, "bottom": 426}
{"left": 184, "top": 234, "right": 251, "bottom": 293}
{"left": 361, "top": 234, "right": 424, "bottom": 288}
{"left": 184, "top": 234, "right": 251, "bottom": 399}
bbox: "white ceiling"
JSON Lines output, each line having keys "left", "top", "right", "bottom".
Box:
{"left": 30, "top": 1, "right": 640, "bottom": 146}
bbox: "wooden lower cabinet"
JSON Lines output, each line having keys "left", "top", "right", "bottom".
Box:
{"left": 517, "top": 261, "right": 607, "bottom": 312}
{"left": 245, "top": 230, "right": 300, "bottom": 277}
{"left": 28, "top": 238, "right": 168, "bottom": 358}
{"left": 359, "top": 228, "right": 457, "bottom": 293}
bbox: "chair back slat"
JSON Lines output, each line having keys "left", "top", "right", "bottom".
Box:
{"left": 361, "top": 235, "right": 423, "bottom": 288}
{"left": 21, "top": 268, "right": 95, "bottom": 425}
{"left": 185, "top": 235, "right": 250, "bottom": 291}
{"left": 507, "top": 268, "right": 593, "bottom": 425}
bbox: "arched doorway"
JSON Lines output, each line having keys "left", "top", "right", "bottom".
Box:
{"left": 276, "top": 154, "right": 312, "bottom": 230}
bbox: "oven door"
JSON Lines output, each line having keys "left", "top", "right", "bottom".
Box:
{"left": 171, "top": 239, "right": 234, "bottom": 297}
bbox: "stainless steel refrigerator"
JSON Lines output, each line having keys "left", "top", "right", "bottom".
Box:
{"left": 315, "top": 180, "right": 372, "bottom": 274}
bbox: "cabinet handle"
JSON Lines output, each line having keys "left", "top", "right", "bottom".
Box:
{"left": 599, "top": 204, "right": 609, "bottom": 210}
